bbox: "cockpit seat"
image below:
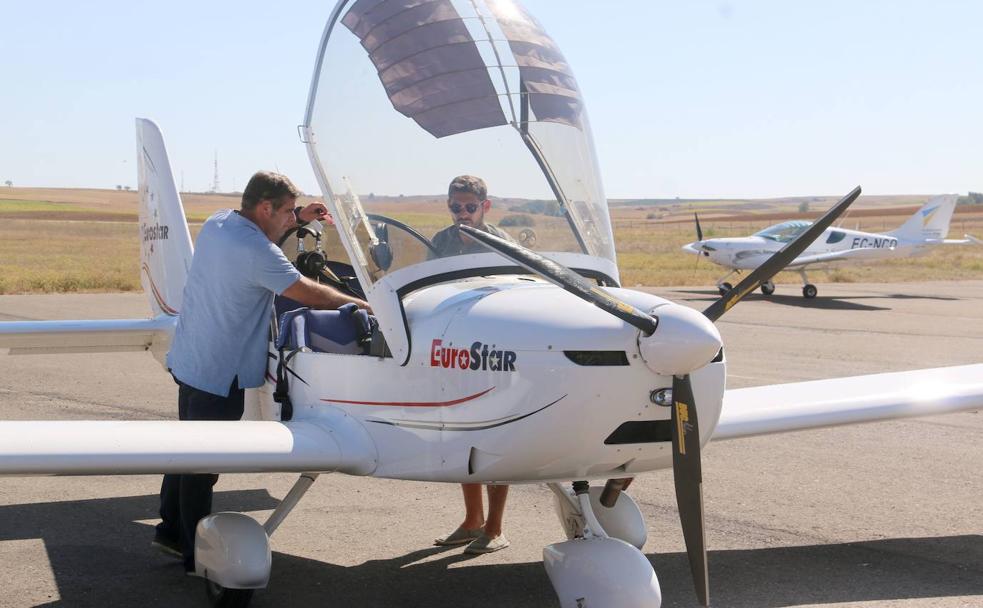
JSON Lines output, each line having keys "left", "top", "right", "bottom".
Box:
{"left": 276, "top": 303, "right": 374, "bottom": 355}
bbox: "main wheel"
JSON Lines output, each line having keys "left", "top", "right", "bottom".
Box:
{"left": 718, "top": 281, "right": 733, "bottom": 296}
{"left": 760, "top": 280, "right": 775, "bottom": 296}
{"left": 802, "top": 284, "right": 818, "bottom": 299}
{"left": 205, "top": 581, "right": 254, "bottom": 608}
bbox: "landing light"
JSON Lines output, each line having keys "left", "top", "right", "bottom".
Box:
{"left": 650, "top": 388, "right": 673, "bottom": 407}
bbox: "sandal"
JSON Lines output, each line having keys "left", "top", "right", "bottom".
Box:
{"left": 434, "top": 525, "right": 483, "bottom": 546}
{"left": 464, "top": 533, "right": 510, "bottom": 554}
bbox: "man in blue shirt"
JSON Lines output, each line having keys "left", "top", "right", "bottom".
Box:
{"left": 154, "top": 171, "right": 369, "bottom": 573}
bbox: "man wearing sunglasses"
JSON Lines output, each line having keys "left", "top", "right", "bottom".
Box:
{"left": 429, "top": 175, "right": 514, "bottom": 553}
{"left": 429, "top": 174, "right": 515, "bottom": 259}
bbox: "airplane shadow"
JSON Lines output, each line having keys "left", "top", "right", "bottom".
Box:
{"left": 670, "top": 288, "right": 959, "bottom": 311}
{"left": 671, "top": 289, "right": 889, "bottom": 311}
{"left": 653, "top": 536, "right": 983, "bottom": 607}
{"left": 2, "top": 492, "right": 982, "bottom": 607}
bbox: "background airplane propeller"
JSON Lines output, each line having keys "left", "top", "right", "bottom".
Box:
{"left": 458, "top": 185, "right": 861, "bottom": 607}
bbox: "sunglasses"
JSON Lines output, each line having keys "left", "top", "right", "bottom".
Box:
{"left": 449, "top": 202, "right": 480, "bottom": 214}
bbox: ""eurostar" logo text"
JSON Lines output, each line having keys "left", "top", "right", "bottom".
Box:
{"left": 430, "top": 339, "right": 517, "bottom": 372}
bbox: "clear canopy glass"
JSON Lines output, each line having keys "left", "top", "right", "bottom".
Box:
{"left": 303, "top": 0, "right": 617, "bottom": 291}
{"left": 754, "top": 220, "right": 812, "bottom": 243}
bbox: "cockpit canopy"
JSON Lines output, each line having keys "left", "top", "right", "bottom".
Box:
{"left": 754, "top": 220, "right": 812, "bottom": 243}
{"left": 303, "top": 0, "right": 618, "bottom": 292}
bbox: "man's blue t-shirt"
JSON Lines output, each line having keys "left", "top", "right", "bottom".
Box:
{"left": 167, "top": 209, "right": 301, "bottom": 396}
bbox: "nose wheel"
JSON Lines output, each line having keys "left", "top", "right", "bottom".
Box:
{"left": 205, "top": 582, "right": 254, "bottom": 608}
{"left": 715, "top": 270, "right": 740, "bottom": 296}
{"left": 760, "top": 280, "right": 775, "bottom": 296}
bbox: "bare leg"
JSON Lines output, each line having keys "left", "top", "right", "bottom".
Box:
{"left": 460, "top": 483, "right": 485, "bottom": 529}
{"left": 483, "top": 484, "right": 509, "bottom": 538}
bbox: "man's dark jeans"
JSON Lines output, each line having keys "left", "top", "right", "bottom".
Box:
{"left": 157, "top": 377, "right": 244, "bottom": 572}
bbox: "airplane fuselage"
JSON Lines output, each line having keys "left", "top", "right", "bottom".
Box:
{"left": 275, "top": 277, "right": 727, "bottom": 484}
{"left": 687, "top": 226, "right": 924, "bottom": 271}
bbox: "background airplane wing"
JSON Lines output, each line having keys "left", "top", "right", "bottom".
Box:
{"left": 785, "top": 247, "right": 890, "bottom": 268}
{"left": 714, "top": 364, "right": 983, "bottom": 440}
{"left": 0, "top": 417, "right": 377, "bottom": 476}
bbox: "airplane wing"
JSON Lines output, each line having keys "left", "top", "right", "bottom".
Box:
{"left": 0, "top": 417, "right": 378, "bottom": 476}
{"left": 0, "top": 317, "right": 175, "bottom": 355}
{"left": 714, "top": 364, "right": 983, "bottom": 440}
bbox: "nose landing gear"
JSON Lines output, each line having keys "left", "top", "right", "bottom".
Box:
{"left": 544, "top": 482, "right": 661, "bottom": 607}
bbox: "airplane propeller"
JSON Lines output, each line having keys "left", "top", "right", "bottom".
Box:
{"left": 671, "top": 372, "right": 708, "bottom": 605}
{"left": 458, "top": 185, "right": 861, "bottom": 607}
{"left": 694, "top": 212, "right": 704, "bottom": 242}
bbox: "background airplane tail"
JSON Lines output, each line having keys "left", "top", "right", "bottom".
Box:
{"left": 136, "top": 118, "right": 194, "bottom": 317}
{"left": 887, "top": 194, "right": 959, "bottom": 242}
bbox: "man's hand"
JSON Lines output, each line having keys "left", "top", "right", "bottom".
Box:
{"left": 298, "top": 202, "right": 334, "bottom": 225}
{"left": 282, "top": 276, "right": 371, "bottom": 313}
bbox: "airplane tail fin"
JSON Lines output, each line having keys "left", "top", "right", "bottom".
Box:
{"left": 136, "top": 118, "right": 193, "bottom": 317}
{"left": 886, "top": 194, "right": 959, "bottom": 241}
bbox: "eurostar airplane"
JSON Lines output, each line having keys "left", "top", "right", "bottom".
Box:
{"left": 683, "top": 196, "right": 981, "bottom": 298}
{"left": 2, "top": 2, "right": 983, "bottom": 607}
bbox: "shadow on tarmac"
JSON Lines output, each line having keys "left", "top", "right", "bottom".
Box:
{"left": 670, "top": 289, "right": 959, "bottom": 312}
{"left": 2, "top": 492, "right": 981, "bottom": 607}
{"left": 655, "top": 536, "right": 983, "bottom": 607}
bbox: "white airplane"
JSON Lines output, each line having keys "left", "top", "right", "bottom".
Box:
{"left": 2, "top": 2, "right": 982, "bottom": 607}
{"left": 683, "top": 195, "right": 981, "bottom": 298}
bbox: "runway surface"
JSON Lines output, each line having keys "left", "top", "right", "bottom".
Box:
{"left": 1, "top": 281, "right": 981, "bottom": 607}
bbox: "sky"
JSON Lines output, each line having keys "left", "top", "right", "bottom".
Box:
{"left": 1, "top": 0, "right": 980, "bottom": 199}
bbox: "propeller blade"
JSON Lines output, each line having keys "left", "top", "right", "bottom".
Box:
{"left": 702, "top": 186, "right": 861, "bottom": 322}
{"left": 694, "top": 212, "right": 704, "bottom": 242}
{"left": 457, "top": 224, "right": 658, "bottom": 335}
{"left": 671, "top": 373, "right": 709, "bottom": 607}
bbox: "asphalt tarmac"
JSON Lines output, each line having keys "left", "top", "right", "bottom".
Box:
{"left": 1, "top": 281, "right": 981, "bottom": 608}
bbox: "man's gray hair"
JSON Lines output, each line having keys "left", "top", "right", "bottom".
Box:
{"left": 448, "top": 175, "right": 487, "bottom": 201}
{"left": 241, "top": 171, "right": 302, "bottom": 211}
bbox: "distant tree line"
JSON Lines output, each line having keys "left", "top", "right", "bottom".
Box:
{"left": 958, "top": 192, "right": 983, "bottom": 205}
{"left": 499, "top": 214, "right": 535, "bottom": 227}
{"left": 509, "top": 199, "right": 565, "bottom": 217}
{"left": 4, "top": 180, "right": 11, "bottom": 187}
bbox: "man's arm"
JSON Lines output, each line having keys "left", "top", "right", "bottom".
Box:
{"left": 282, "top": 276, "right": 371, "bottom": 312}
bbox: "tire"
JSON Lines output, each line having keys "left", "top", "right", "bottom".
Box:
{"left": 802, "top": 284, "right": 818, "bottom": 299}
{"left": 760, "top": 280, "right": 775, "bottom": 296}
{"left": 205, "top": 581, "right": 254, "bottom": 608}
{"left": 718, "top": 282, "right": 733, "bottom": 296}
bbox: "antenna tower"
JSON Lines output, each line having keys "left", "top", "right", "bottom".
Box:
{"left": 210, "top": 150, "right": 221, "bottom": 193}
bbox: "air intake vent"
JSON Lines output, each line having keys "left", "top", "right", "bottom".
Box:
{"left": 564, "top": 351, "right": 629, "bottom": 366}
{"left": 604, "top": 420, "right": 673, "bottom": 445}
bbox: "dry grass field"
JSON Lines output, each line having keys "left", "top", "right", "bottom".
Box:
{"left": 1, "top": 187, "right": 981, "bottom": 293}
